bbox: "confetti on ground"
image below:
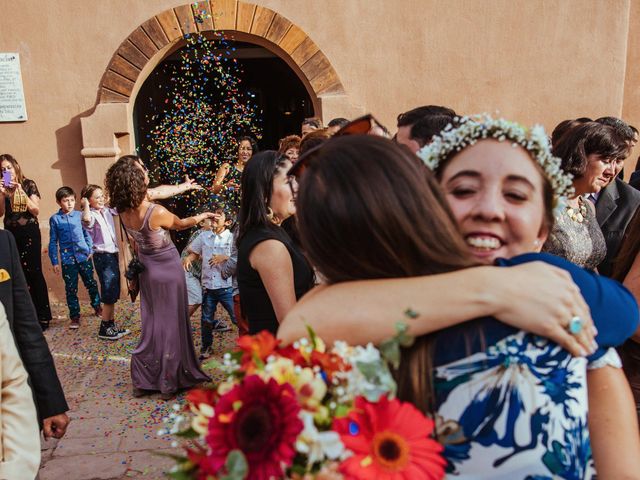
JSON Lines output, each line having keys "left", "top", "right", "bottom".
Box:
{"left": 39, "top": 298, "right": 236, "bottom": 479}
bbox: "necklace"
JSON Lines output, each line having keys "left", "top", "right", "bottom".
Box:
{"left": 566, "top": 198, "right": 587, "bottom": 223}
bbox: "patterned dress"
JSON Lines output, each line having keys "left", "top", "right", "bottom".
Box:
{"left": 429, "top": 253, "right": 637, "bottom": 479}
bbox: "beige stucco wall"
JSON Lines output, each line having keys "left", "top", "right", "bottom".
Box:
{"left": 0, "top": 0, "right": 637, "bottom": 223}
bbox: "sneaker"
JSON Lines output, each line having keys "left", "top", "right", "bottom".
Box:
{"left": 98, "top": 322, "right": 120, "bottom": 341}
{"left": 199, "top": 346, "right": 213, "bottom": 361}
{"left": 109, "top": 321, "right": 131, "bottom": 339}
{"left": 211, "top": 322, "right": 231, "bottom": 333}
{"left": 94, "top": 305, "right": 103, "bottom": 317}
{"left": 69, "top": 317, "right": 80, "bottom": 329}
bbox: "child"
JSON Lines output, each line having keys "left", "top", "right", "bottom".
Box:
{"left": 80, "top": 184, "right": 130, "bottom": 341}
{"left": 181, "top": 217, "right": 214, "bottom": 319}
{"left": 182, "top": 206, "right": 236, "bottom": 359}
{"left": 48, "top": 186, "right": 101, "bottom": 329}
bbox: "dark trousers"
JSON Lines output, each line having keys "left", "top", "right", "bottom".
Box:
{"left": 61, "top": 259, "right": 100, "bottom": 318}
{"left": 7, "top": 222, "right": 52, "bottom": 321}
{"left": 92, "top": 252, "right": 120, "bottom": 304}
{"left": 201, "top": 287, "right": 236, "bottom": 350}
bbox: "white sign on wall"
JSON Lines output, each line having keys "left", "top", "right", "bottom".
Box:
{"left": 0, "top": 53, "right": 28, "bottom": 122}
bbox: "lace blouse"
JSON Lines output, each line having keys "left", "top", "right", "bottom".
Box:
{"left": 542, "top": 197, "right": 606, "bottom": 270}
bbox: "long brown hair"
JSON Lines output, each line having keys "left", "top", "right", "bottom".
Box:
{"left": 295, "top": 135, "right": 476, "bottom": 412}
{"left": 0, "top": 154, "right": 25, "bottom": 184}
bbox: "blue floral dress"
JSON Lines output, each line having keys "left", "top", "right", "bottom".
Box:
{"left": 431, "top": 253, "right": 638, "bottom": 479}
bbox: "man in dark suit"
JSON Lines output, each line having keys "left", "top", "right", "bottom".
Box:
{"left": 0, "top": 229, "right": 70, "bottom": 439}
{"left": 596, "top": 175, "right": 640, "bottom": 276}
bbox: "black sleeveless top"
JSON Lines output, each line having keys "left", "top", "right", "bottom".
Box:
{"left": 237, "top": 225, "right": 314, "bottom": 335}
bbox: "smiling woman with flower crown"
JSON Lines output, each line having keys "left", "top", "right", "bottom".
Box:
{"left": 280, "top": 126, "right": 640, "bottom": 479}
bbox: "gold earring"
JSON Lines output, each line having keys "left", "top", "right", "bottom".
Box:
{"left": 266, "top": 207, "right": 275, "bottom": 221}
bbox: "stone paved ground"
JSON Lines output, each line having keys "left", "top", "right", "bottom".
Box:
{"left": 38, "top": 299, "right": 236, "bottom": 480}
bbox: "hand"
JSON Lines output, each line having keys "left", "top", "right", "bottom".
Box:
{"left": 182, "top": 256, "right": 192, "bottom": 272}
{"left": 43, "top": 413, "right": 70, "bottom": 440}
{"left": 209, "top": 254, "right": 229, "bottom": 266}
{"left": 491, "top": 262, "right": 597, "bottom": 357}
{"left": 53, "top": 264, "right": 60, "bottom": 274}
{"left": 80, "top": 197, "right": 89, "bottom": 209}
{"left": 184, "top": 175, "right": 203, "bottom": 191}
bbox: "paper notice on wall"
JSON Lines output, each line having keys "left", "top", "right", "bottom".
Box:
{"left": 0, "top": 53, "right": 28, "bottom": 122}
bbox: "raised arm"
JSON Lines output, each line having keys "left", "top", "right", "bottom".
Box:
{"left": 148, "top": 204, "right": 214, "bottom": 231}
{"left": 278, "top": 261, "right": 595, "bottom": 357}
{"left": 211, "top": 163, "right": 230, "bottom": 195}
{"left": 147, "top": 175, "right": 202, "bottom": 201}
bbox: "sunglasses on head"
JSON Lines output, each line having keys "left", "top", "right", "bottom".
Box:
{"left": 288, "top": 114, "right": 390, "bottom": 181}
{"left": 334, "top": 114, "right": 391, "bottom": 138}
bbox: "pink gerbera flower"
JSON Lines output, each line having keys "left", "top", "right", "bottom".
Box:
{"left": 204, "top": 375, "right": 303, "bottom": 480}
{"left": 333, "top": 395, "right": 445, "bottom": 480}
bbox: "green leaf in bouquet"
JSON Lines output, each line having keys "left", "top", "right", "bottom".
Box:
{"left": 355, "top": 361, "right": 380, "bottom": 379}
{"left": 155, "top": 451, "right": 189, "bottom": 462}
{"left": 219, "top": 450, "right": 248, "bottom": 480}
{"left": 379, "top": 321, "right": 415, "bottom": 369}
{"left": 167, "top": 469, "right": 195, "bottom": 480}
{"left": 175, "top": 427, "right": 200, "bottom": 439}
{"left": 334, "top": 404, "right": 351, "bottom": 418}
{"left": 203, "top": 358, "right": 223, "bottom": 370}
{"left": 305, "top": 324, "right": 318, "bottom": 350}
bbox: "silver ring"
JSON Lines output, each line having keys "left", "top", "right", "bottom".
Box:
{"left": 568, "top": 316, "right": 583, "bottom": 335}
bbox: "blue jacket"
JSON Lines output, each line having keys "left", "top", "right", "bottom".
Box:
{"left": 48, "top": 210, "right": 93, "bottom": 266}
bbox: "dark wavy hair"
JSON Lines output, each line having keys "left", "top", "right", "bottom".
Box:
{"left": 104, "top": 155, "right": 147, "bottom": 212}
{"left": 552, "top": 122, "right": 630, "bottom": 177}
{"left": 237, "top": 136, "right": 259, "bottom": 157}
{"left": 236, "top": 151, "right": 289, "bottom": 245}
{"left": 0, "top": 154, "right": 25, "bottom": 184}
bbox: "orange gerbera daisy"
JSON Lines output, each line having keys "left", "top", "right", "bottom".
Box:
{"left": 333, "top": 396, "right": 445, "bottom": 480}
{"left": 235, "top": 330, "right": 279, "bottom": 373}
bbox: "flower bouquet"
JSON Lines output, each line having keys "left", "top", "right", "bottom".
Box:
{"left": 164, "top": 328, "right": 445, "bottom": 480}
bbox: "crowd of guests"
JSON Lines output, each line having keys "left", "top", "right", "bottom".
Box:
{"left": 3, "top": 108, "right": 640, "bottom": 477}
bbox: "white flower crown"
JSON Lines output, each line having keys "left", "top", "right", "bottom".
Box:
{"left": 417, "top": 114, "right": 575, "bottom": 209}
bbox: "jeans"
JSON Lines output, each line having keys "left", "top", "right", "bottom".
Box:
{"left": 61, "top": 259, "right": 101, "bottom": 318}
{"left": 92, "top": 252, "right": 120, "bottom": 304}
{"left": 201, "top": 287, "right": 236, "bottom": 350}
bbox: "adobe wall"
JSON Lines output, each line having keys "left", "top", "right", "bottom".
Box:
{"left": 0, "top": 0, "right": 636, "bottom": 223}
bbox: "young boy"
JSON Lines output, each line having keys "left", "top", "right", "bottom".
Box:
{"left": 182, "top": 206, "right": 236, "bottom": 359}
{"left": 181, "top": 217, "right": 213, "bottom": 319}
{"left": 48, "top": 186, "right": 101, "bottom": 329}
{"left": 80, "top": 184, "right": 130, "bottom": 341}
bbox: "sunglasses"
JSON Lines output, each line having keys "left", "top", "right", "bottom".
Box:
{"left": 334, "top": 114, "right": 391, "bottom": 138}
{"left": 288, "top": 114, "right": 390, "bottom": 182}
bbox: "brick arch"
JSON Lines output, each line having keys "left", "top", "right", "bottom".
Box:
{"left": 98, "top": 1, "right": 345, "bottom": 109}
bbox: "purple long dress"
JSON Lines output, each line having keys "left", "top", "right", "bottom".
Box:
{"left": 124, "top": 204, "right": 210, "bottom": 394}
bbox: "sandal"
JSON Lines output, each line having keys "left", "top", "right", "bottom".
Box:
{"left": 39, "top": 320, "right": 50, "bottom": 331}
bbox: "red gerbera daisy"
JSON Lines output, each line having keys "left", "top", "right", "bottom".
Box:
{"left": 333, "top": 396, "right": 445, "bottom": 480}
{"left": 204, "top": 375, "right": 303, "bottom": 480}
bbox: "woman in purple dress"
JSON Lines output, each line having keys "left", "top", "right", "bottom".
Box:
{"left": 105, "top": 155, "right": 211, "bottom": 400}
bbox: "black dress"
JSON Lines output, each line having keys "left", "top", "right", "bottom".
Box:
{"left": 3, "top": 179, "right": 52, "bottom": 324}
{"left": 237, "top": 225, "right": 314, "bottom": 335}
